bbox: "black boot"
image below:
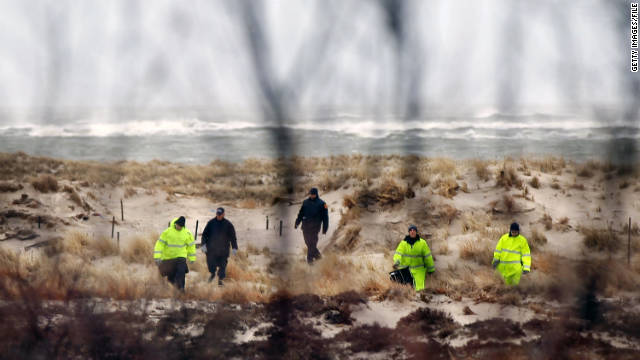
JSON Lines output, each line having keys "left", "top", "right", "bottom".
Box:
{"left": 208, "top": 273, "right": 215, "bottom": 283}
{"left": 218, "top": 279, "right": 224, "bottom": 287}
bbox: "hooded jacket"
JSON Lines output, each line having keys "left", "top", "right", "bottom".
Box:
{"left": 393, "top": 235, "right": 435, "bottom": 291}
{"left": 201, "top": 217, "right": 238, "bottom": 257}
{"left": 154, "top": 217, "right": 196, "bottom": 262}
{"left": 295, "top": 197, "right": 329, "bottom": 233}
{"left": 492, "top": 233, "right": 531, "bottom": 285}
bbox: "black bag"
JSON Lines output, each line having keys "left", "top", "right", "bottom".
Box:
{"left": 389, "top": 267, "right": 413, "bottom": 285}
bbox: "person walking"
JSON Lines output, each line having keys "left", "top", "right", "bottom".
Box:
{"left": 201, "top": 207, "right": 238, "bottom": 286}
{"left": 295, "top": 187, "right": 329, "bottom": 264}
{"left": 492, "top": 222, "right": 531, "bottom": 286}
{"left": 393, "top": 225, "right": 435, "bottom": 291}
{"left": 153, "top": 216, "right": 196, "bottom": 291}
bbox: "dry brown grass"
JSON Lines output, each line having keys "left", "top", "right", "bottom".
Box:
{"left": 89, "top": 236, "right": 120, "bottom": 257}
{"left": 121, "top": 233, "right": 157, "bottom": 265}
{"left": 459, "top": 238, "right": 494, "bottom": 266}
{"left": 337, "top": 207, "right": 362, "bottom": 228}
{"left": 376, "top": 178, "right": 412, "bottom": 206}
{"left": 581, "top": 226, "right": 620, "bottom": 252}
{"left": 0, "top": 181, "right": 23, "bottom": 192}
{"left": 429, "top": 158, "right": 457, "bottom": 177}
{"left": 461, "top": 212, "right": 491, "bottom": 233}
{"left": 437, "top": 204, "right": 458, "bottom": 225}
{"left": 1, "top": 230, "right": 401, "bottom": 303}
{"left": 124, "top": 187, "right": 137, "bottom": 198}
{"left": 570, "top": 181, "right": 585, "bottom": 190}
{"left": 576, "top": 165, "right": 594, "bottom": 178}
{"left": 237, "top": 198, "right": 258, "bottom": 209}
{"left": 433, "top": 176, "right": 459, "bottom": 198}
{"left": 503, "top": 195, "right": 516, "bottom": 213}
{"left": 471, "top": 160, "right": 491, "bottom": 182}
{"left": 48, "top": 231, "right": 90, "bottom": 256}
{"left": 541, "top": 214, "right": 553, "bottom": 230}
{"left": 347, "top": 178, "right": 413, "bottom": 209}
{"left": 31, "top": 174, "right": 59, "bottom": 193}
{"left": 63, "top": 185, "right": 84, "bottom": 207}
{"left": 343, "top": 193, "right": 357, "bottom": 209}
{"left": 528, "top": 228, "right": 547, "bottom": 251}
{"left": 527, "top": 156, "right": 566, "bottom": 173}
{"left": 532, "top": 251, "right": 561, "bottom": 274}
{"left": 529, "top": 176, "right": 540, "bottom": 189}
{"left": 496, "top": 166, "right": 522, "bottom": 189}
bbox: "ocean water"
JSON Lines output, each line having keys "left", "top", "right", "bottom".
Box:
{"left": 0, "top": 111, "right": 638, "bottom": 164}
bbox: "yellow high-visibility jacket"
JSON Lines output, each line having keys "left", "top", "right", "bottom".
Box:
{"left": 154, "top": 218, "right": 196, "bottom": 262}
{"left": 393, "top": 237, "right": 435, "bottom": 291}
{"left": 492, "top": 233, "right": 531, "bottom": 285}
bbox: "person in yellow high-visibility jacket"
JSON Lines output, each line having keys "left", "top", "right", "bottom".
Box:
{"left": 153, "top": 216, "right": 196, "bottom": 290}
{"left": 492, "top": 222, "right": 531, "bottom": 286}
{"left": 393, "top": 225, "right": 435, "bottom": 291}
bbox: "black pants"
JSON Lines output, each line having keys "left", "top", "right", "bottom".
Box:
{"left": 302, "top": 223, "right": 322, "bottom": 263}
{"left": 207, "top": 254, "right": 228, "bottom": 280}
{"left": 159, "top": 257, "right": 188, "bottom": 290}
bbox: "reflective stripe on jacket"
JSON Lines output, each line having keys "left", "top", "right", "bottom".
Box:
{"left": 393, "top": 237, "right": 435, "bottom": 291}
{"left": 154, "top": 218, "right": 196, "bottom": 262}
{"left": 492, "top": 233, "right": 531, "bottom": 276}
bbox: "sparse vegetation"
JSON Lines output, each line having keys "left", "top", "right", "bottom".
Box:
{"left": 459, "top": 238, "right": 494, "bottom": 266}
{"left": 31, "top": 174, "right": 59, "bottom": 193}
{"left": 437, "top": 204, "right": 458, "bottom": 225}
{"left": 528, "top": 228, "right": 548, "bottom": 251}
{"left": 503, "top": 195, "right": 516, "bottom": 213}
{"left": 122, "top": 234, "right": 157, "bottom": 265}
{"left": 577, "top": 166, "right": 593, "bottom": 178}
{"left": 541, "top": 214, "right": 553, "bottom": 230}
{"left": 529, "top": 176, "right": 540, "bottom": 189}
{"left": 581, "top": 226, "right": 620, "bottom": 252}
{"left": 496, "top": 165, "right": 522, "bottom": 189}
{"left": 472, "top": 160, "right": 491, "bottom": 181}
{"left": 433, "top": 176, "right": 459, "bottom": 198}
{"left": 0, "top": 181, "right": 23, "bottom": 192}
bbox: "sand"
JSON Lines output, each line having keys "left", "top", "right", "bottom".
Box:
{"left": 2, "top": 156, "right": 640, "bottom": 355}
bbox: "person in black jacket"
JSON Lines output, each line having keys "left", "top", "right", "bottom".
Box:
{"left": 201, "top": 207, "right": 238, "bottom": 286}
{"left": 295, "top": 188, "right": 329, "bottom": 263}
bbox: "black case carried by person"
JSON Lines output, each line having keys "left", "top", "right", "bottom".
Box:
{"left": 389, "top": 267, "right": 413, "bottom": 285}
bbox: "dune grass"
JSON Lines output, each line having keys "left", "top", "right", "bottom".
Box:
{"left": 581, "top": 226, "right": 620, "bottom": 252}
{"left": 2, "top": 152, "right": 640, "bottom": 304}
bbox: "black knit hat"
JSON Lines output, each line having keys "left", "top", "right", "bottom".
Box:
{"left": 408, "top": 224, "right": 418, "bottom": 232}
{"left": 175, "top": 216, "right": 186, "bottom": 227}
{"left": 309, "top": 188, "right": 318, "bottom": 196}
{"left": 510, "top": 222, "right": 520, "bottom": 232}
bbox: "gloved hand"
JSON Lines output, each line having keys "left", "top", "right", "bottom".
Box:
{"left": 201, "top": 244, "right": 207, "bottom": 254}
{"left": 522, "top": 270, "right": 530, "bottom": 275}
{"left": 393, "top": 262, "right": 400, "bottom": 269}
{"left": 189, "top": 260, "right": 195, "bottom": 264}
{"left": 155, "top": 259, "right": 162, "bottom": 266}
{"left": 232, "top": 248, "right": 237, "bottom": 256}
{"left": 322, "top": 230, "right": 327, "bottom": 235}
{"left": 492, "top": 262, "right": 498, "bottom": 269}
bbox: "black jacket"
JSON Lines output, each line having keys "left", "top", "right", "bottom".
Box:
{"left": 404, "top": 235, "right": 420, "bottom": 246}
{"left": 295, "top": 197, "right": 329, "bottom": 233}
{"left": 201, "top": 218, "right": 238, "bottom": 257}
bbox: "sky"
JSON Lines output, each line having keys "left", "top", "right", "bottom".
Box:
{"left": 0, "top": 0, "right": 635, "bottom": 115}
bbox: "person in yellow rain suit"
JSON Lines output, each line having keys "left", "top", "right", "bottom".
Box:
{"left": 393, "top": 225, "right": 435, "bottom": 291}
{"left": 153, "top": 216, "right": 196, "bottom": 291}
{"left": 492, "top": 222, "right": 531, "bottom": 286}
